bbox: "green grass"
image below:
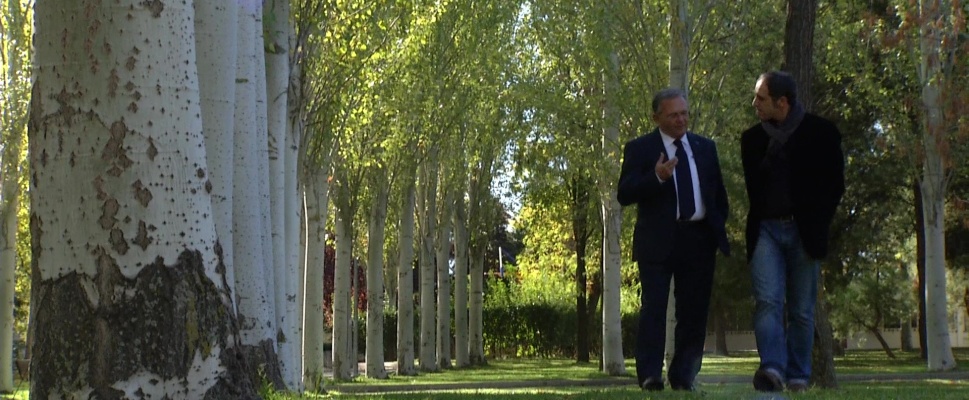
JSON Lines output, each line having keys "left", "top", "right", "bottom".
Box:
{"left": 9, "top": 349, "right": 968, "bottom": 399}
{"left": 305, "top": 349, "right": 969, "bottom": 399}
{"left": 324, "top": 349, "right": 968, "bottom": 387}
{"left": 316, "top": 381, "right": 969, "bottom": 399}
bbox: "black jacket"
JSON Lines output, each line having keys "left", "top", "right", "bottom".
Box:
{"left": 618, "top": 130, "right": 730, "bottom": 263}
{"left": 741, "top": 113, "right": 845, "bottom": 262}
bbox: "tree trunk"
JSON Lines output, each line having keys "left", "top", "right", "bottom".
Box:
{"left": 915, "top": 182, "right": 928, "bottom": 358}
{"left": 397, "top": 179, "right": 418, "bottom": 375}
{"left": 918, "top": 0, "right": 957, "bottom": 372}
{"left": 600, "top": 44, "right": 625, "bottom": 375}
{"left": 714, "top": 312, "right": 729, "bottom": 356}
{"left": 418, "top": 151, "right": 440, "bottom": 372}
{"left": 195, "top": 0, "right": 239, "bottom": 307}
{"left": 0, "top": 0, "right": 29, "bottom": 390}
{"left": 365, "top": 171, "right": 390, "bottom": 379}
{"left": 469, "top": 242, "right": 487, "bottom": 365}
{"left": 467, "top": 159, "right": 491, "bottom": 366}
{"left": 0, "top": 1, "right": 27, "bottom": 387}
{"left": 436, "top": 189, "right": 453, "bottom": 369}
{"left": 810, "top": 295, "right": 838, "bottom": 388}
{"left": 29, "top": 2, "right": 258, "bottom": 396}
{"left": 331, "top": 177, "right": 355, "bottom": 381}
{"left": 453, "top": 185, "right": 471, "bottom": 367}
{"left": 232, "top": 2, "right": 283, "bottom": 388}
{"left": 263, "top": 0, "right": 299, "bottom": 390}
{"left": 869, "top": 327, "right": 897, "bottom": 359}
{"left": 302, "top": 168, "right": 332, "bottom": 391}
{"left": 783, "top": 0, "right": 817, "bottom": 109}
{"left": 669, "top": 0, "right": 689, "bottom": 94}
{"left": 901, "top": 319, "right": 915, "bottom": 352}
{"left": 781, "top": 0, "right": 839, "bottom": 386}
{"left": 573, "top": 178, "right": 591, "bottom": 364}
{"left": 0, "top": 177, "right": 19, "bottom": 392}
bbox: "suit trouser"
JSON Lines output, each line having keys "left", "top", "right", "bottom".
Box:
{"left": 635, "top": 221, "right": 716, "bottom": 387}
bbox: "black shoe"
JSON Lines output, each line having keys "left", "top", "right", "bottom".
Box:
{"left": 640, "top": 376, "right": 664, "bottom": 391}
{"left": 752, "top": 368, "right": 784, "bottom": 392}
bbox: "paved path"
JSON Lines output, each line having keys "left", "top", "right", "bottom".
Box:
{"left": 326, "top": 365, "right": 969, "bottom": 394}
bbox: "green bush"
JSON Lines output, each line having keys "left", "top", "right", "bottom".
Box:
{"left": 363, "top": 277, "right": 644, "bottom": 360}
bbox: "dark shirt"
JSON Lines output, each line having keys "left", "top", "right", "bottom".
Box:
{"left": 760, "top": 142, "right": 794, "bottom": 219}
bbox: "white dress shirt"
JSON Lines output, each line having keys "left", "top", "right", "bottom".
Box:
{"left": 659, "top": 131, "right": 705, "bottom": 221}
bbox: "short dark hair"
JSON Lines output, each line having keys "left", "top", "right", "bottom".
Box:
{"left": 651, "top": 88, "right": 687, "bottom": 114}
{"left": 759, "top": 71, "right": 798, "bottom": 105}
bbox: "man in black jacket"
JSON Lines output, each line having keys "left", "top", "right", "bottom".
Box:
{"left": 741, "top": 71, "right": 845, "bottom": 393}
{"left": 618, "top": 88, "right": 730, "bottom": 392}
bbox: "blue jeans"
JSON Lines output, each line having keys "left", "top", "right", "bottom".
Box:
{"left": 750, "top": 219, "right": 819, "bottom": 383}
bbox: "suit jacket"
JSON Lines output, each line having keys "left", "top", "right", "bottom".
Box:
{"left": 741, "top": 113, "right": 845, "bottom": 262}
{"left": 617, "top": 130, "right": 730, "bottom": 263}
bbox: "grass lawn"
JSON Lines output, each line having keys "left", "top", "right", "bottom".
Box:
{"left": 313, "top": 381, "right": 969, "bottom": 399}
{"left": 309, "top": 349, "right": 969, "bottom": 399}
{"left": 6, "top": 349, "right": 967, "bottom": 399}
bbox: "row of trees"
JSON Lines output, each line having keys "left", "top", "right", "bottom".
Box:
{"left": 0, "top": 0, "right": 965, "bottom": 397}
{"left": 507, "top": 0, "right": 969, "bottom": 387}
{"left": 11, "top": 0, "right": 523, "bottom": 397}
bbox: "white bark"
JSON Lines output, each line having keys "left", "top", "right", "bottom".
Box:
{"left": 302, "top": 168, "right": 331, "bottom": 390}
{"left": 351, "top": 246, "right": 360, "bottom": 377}
{"left": 469, "top": 242, "right": 487, "bottom": 365}
{"left": 365, "top": 172, "right": 390, "bottom": 378}
{"left": 669, "top": 0, "right": 690, "bottom": 97}
{"left": 600, "top": 50, "right": 625, "bottom": 376}
{"left": 0, "top": 180, "right": 18, "bottom": 392}
{"left": 0, "top": 0, "right": 28, "bottom": 389}
{"left": 453, "top": 186, "right": 470, "bottom": 367}
{"left": 418, "top": 152, "right": 439, "bottom": 372}
{"left": 396, "top": 180, "right": 418, "bottom": 375}
{"left": 233, "top": 1, "right": 277, "bottom": 351}
{"left": 29, "top": 1, "right": 254, "bottom": 396}
{"left": 919, "top": 0, "right": 956, "bottom": 371}
{"left": 331, "top": 177, "right": 354, "bottom": 380}
{"left": 265, "top": 0, "right": 299, "bottom": 389}
{"left": 436, "top": 190, "right": 453, "bottom": 369}
{"left": 466, "top": 156, "right": 493, "bottom": 366}
{"left": 195, "top": 0, "right": 239, "bottom": 310}
{"left": 286, "top": 68, "right": 305, "bottom": 397}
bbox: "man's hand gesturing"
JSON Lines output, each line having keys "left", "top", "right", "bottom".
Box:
{"left": 655, "top": 153, "right": 678, "bottom": 181}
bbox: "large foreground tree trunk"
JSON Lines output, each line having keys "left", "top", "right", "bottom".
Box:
{"left": 29, "top": 2, "right": 257, "bottom": 397}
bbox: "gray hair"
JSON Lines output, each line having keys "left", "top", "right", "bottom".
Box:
{"left": 651, "top": 88, "right": 687, "bottom": 113}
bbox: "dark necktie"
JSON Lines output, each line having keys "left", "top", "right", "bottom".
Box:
{"left": 674, "top": 138, "right": 695, "bottom": 220}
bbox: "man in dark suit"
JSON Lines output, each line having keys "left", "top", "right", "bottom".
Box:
{"left": 741, "top": 71, "right": 845, "bottom": 393}
{"left": 618, "top": 88, "right": 730, "bottom": 392}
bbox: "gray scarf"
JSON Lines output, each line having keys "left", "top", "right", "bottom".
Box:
{"left": 762, "top": 102, "right": 805, "bottom": 153}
